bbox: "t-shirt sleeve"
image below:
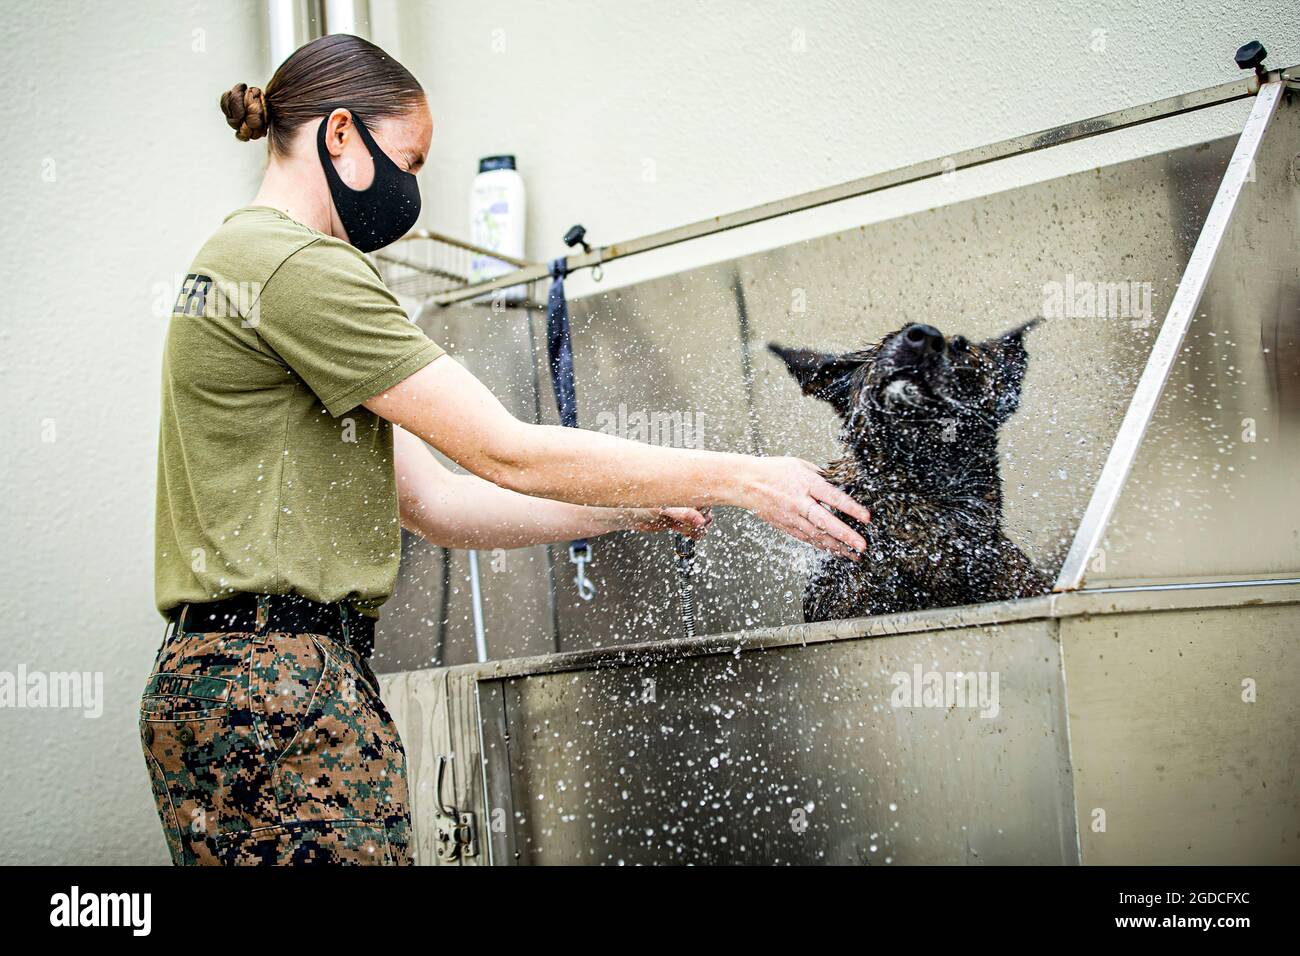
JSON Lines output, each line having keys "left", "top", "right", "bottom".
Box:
{"left": 253, "top": 237, "right": 444, "bottom": 417}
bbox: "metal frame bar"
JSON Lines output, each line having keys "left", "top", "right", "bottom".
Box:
{"left": 430, "top": 67, "right": 1298, "bottom": 306}
{"left": 476, "top": 680, "right": 517, "bottom": 865}
{"left": 374, "top": 228, "right": 536, "bottom": 272}
{"left": 1053, "top": 79, "right": 1285, "bottom": 591}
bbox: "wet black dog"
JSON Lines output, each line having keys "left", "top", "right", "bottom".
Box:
{"left": 770, "top": 320, "right": 1049, "bottom": 622}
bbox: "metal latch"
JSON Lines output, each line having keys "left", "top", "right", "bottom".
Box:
{"left": 434, "top": 755, "right": 478, "bottom": 862}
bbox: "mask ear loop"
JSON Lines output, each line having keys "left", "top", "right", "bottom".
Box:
{"left": 317, "top": 109, "right": 376, "bottom": 190}
{"left": 324, "top": 107, "right": 410, "bottom": 178}
{"left": 342, "top": 110, "right": 381, "bottom": 160}
{"left": 316, "top": 112, "right": 347, "bottom": 188}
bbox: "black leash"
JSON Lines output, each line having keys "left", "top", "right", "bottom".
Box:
{"left": 547, "top": 255, "right": 594, "bottom": 601}
{"left": 548, "top": 230, "right": 699, "bottom": 636}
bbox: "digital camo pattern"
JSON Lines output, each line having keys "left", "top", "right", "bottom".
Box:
{"left": 138, "top": 626, "right": 412, "bottom": 865}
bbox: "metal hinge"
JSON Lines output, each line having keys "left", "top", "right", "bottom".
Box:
{"left": 434, "top": 754, "right": 479, "bottom": 862}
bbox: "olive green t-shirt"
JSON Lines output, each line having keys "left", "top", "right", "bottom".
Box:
{"left": 155, "top": 206, "right": 444, "bottom": 619}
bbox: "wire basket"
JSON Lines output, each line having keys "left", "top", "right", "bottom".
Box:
{"left": 373, "top": 229, "right": 537, "bottom": 303}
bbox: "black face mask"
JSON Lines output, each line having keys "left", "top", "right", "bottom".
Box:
{"left": 316, "top": 111, "right": 421, "bottom": 253}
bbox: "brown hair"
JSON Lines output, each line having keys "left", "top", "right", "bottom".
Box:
{"left": 219, "top": 34, "right": 424, "bottom": 154}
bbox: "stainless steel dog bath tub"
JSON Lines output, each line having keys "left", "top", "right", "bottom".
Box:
{"left": 380, "top": 579, "right": 1300, "bottom": 865}
{"left": 376, "top": 70, "right": 1300, "bottom": 864}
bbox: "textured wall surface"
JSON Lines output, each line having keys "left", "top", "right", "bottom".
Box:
{"left": 0, "top": 0, "right": 1296, "bottom": 864}
{"left": 0, "top": 1, "right": 267, "bottom": 864}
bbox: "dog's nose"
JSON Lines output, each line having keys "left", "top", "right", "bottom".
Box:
{"left": 902, "top": 323, "right": 945, "bottom": 354}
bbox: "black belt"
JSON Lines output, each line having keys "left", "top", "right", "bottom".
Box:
{"left": 175, "top": 593, "right": 375, "bottom": 659}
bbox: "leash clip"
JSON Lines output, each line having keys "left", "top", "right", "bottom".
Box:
{"left": 569, "top": 542, "right": 596, "bottom": 601}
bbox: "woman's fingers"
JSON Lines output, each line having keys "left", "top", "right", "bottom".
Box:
{"left": 792, "top": 514, "right": 859, "bottom": 560}
{"left": 801, "top": 500, "right": 865, "bottom": 558}
{"left": 745, "top": 457, "right": 869, "bottom": 556}
{"left": 647, "top": 506, "right": 712, "bottom": 538}
{"left": 790, "top": 510, "right": 857, "bottom": 561}
{"left": 810, "top": 477, "right": 872, "bottom": 527}
{"left": 673, "top": 506, "right": 712, "bottom": 539}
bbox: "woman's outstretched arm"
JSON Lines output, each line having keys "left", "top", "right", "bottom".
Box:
{"left": 367, "top": 355, "right": 869, "bottom": 560}
{"left": 392, "top": 425, "right": 711, "bottom": 550}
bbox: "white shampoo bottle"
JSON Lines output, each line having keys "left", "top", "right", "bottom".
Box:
{"left": 469, "top": 155, "right": 526, "bottom": 301}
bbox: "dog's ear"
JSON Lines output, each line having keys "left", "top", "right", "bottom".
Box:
{"left": 981, "top": 318, "right": 1041, "bottom": 421}
{"left": 768, "top": 344, "right": 861, "bottom": 416}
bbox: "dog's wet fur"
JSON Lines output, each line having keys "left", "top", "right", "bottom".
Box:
{"left": 770, "top": 320, "right": 1049, "bottom": 622}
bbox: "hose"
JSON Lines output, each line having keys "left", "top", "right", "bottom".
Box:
{"left": 673, "top": 534, "right": 698, "bottom": 639}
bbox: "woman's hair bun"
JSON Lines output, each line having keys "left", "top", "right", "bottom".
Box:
{"left": 219, "top": 82, "right": 269, "bottom": 142}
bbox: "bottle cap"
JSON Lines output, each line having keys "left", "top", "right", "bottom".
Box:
{"left": 478, "top": 155, "right": 516, "bottom": 173}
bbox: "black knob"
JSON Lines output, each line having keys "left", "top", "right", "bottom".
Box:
{"left": 562, "top": 224, "right": 589, "bottom": 251}
{"left": 1235, "top": 40, "right": 1267, "bottom": 72}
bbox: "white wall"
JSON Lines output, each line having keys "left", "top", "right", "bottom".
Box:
{"left": 392, "top": 0, "right": 1299, "bottom": 296}
{"left": 0, "top": 1, "right": 268, "bottom": 864}
{"left": 0, "top": 0, "right": 1296, "bottom": 864}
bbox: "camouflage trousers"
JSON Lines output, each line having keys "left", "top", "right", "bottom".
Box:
{"left": 139, "top": 618, "right": 413, "bottom": 865}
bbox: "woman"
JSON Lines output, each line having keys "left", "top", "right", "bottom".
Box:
{"left": 143, "top": 33, "right": 871, "bottom": 866}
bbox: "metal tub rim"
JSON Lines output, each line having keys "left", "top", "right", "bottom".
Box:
{"left": 385, "top": 577, "right": 1300, "bottom": 684}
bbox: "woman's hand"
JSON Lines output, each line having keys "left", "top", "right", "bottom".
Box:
{"left": 626, "top": 507, "right": 713, "bottom": 539}
{"left": 735, "top": 457, "right": 870, "bottom": 561}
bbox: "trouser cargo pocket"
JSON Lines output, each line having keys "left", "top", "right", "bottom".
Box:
{"left": 139, "top": 622, "right": 412, "bottom": 866}
{"left": 139, "top": 669, "right": 236, "bottom": 865}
